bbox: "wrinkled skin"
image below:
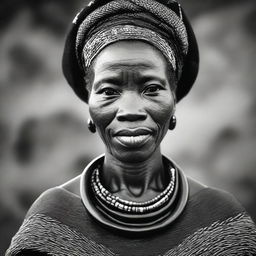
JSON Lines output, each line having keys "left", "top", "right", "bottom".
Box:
{"left": 87, "top": 41, "right": 176, "bottom": 200}
{"left": 88, "top": 41, "right": 176, "bottom": 162}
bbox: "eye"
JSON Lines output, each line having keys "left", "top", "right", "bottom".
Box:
{"left": 143, "top": 85, "right": 163, "bottom": 95}
{"left": 99, "top": 87, "right": 120, "bottom": 96}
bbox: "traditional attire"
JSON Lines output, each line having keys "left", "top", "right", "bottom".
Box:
{"left": 6, "top": 180, "right": 256, "bottom": 255}
{"left": 6, "top": 155, "right": 256, "bottom": 255}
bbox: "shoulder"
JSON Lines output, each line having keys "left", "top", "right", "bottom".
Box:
{"left": 58, "top": 174, "right": 81, "bottom": 197}
{"left": 191, "top": 184, "right": 245, "bottom": 214}
{"left": 6, "top": 180, "right": 90, "bottom": 256}
{"left": 22, "top": 175, "right": 82, "bottom": 218}
{"left": 186, "top": 176, "right": 245, "bottom": 214}
{"left": 182, "top": 176, "right": 256, "bottom": 236}
{"left": 25, "top": 186, "right": 79, "bottom": 219}
{"left": 168, "top": 177, "right": 256, "bottom": 254}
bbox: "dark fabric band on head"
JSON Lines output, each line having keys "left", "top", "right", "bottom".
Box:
{"left": 82, "top": 25, "right": 177, "bottom": 70}
{"left": 80, "top": 12, "right": 185, "bottom": 81}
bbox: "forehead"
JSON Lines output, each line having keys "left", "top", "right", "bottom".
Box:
{"left": 92, "top": 41, "right": 168, "bottom": 75}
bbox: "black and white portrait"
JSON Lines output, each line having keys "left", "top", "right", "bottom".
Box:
{"left": 1, "top": 0, "right": 256, "bottom": 255}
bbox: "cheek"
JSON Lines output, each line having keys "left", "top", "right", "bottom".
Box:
{"left": 148, "top": 96, "right": 175, "bottom": 127}
{"left": 88, "top": 96, "right": 117, "bottom": 132}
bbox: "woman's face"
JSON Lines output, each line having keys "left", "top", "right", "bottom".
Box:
{"left": 88, "top": 41, "right": 176, "bottom": 163}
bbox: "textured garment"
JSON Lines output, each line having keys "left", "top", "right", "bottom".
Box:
{"left": 76, "top": 0, "right": 188, "bottom": 55}
{"left": 6, "top": 179, "right": 256, "bottom": 255}
{"left": 82, "top": 24, "right": 178, "bottom": 73}
{"left": 76, "top": 0, "right": 188, "bottom": 78}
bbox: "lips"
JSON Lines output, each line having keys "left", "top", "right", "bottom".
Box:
{"left": 114, "top": 128, "right": 153, "bottom": 148}
{"left": 115, "top": 128, "right": 152, "bottom": 136}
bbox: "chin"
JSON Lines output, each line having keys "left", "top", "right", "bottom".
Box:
{"left": 112, "top": 148, "right": 155, "bottom": 164}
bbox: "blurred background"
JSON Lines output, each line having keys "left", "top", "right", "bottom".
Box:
{"left": 0, "top": 0, "right": 255, "bottom": 253}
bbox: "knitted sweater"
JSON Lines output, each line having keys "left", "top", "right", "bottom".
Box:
{"left": 6, "top": 178, "right": 256, "bottom": 256}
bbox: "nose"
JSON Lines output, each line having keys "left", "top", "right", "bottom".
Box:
{"left": 116, "top": 92, "right": 147, "bottom": 122}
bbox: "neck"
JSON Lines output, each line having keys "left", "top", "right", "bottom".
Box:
{"left": 101, "top": 148, "right": 168, "bottom": 202}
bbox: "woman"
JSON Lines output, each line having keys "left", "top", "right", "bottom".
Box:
{"left": 6, "top": 0, "right": 256, "bottom": 255}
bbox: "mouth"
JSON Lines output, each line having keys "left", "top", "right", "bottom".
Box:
{"left": 114, "top": 128, "right": 153, "bottom": 148}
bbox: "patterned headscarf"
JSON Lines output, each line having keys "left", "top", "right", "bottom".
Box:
{"left": 62, "top": 0, "right": 199, "bottom": 103}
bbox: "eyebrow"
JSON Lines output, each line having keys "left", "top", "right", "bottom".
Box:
{"left": 136, "top": 75, "right": 167, "bottom": 86}
{"left": 93, "top": 74, "right": 167, "bottom": 90}
{"left": 94, "top": 77, "right": 123, "bottom": 90}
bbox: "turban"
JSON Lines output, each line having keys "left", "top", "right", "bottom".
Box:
{"left": 62, "top": 0, "right": 199, "bottom": 103}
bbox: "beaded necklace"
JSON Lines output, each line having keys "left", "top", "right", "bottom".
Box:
{"left": 91, "top": 167, "right": 176, "bottom": 214}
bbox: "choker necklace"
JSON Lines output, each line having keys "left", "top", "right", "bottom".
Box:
{"left": 91, "top": 167, "right": 176, "bottom": 214}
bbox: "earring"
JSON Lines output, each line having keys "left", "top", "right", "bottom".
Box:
{"left": 87, "top": 119, "right": 96, "bottom": 133}
{"left": 169, "top": 115, "right": 176, "bottom": 130}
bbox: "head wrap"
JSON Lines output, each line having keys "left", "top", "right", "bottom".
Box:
{"left": 62, "top": 0, "right": 199, "bottom": 103}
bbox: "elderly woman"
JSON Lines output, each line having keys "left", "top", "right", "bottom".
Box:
{"left": 6, "top": 0, "right": 256, "bottom": 255}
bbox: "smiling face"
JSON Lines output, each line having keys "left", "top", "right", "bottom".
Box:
{"left": 87, "top": 41, "right": 176, "bottom": 163}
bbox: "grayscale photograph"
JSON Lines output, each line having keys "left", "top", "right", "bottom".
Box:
{"left": 1, "top": 0, "right": 256, "bottom": 255}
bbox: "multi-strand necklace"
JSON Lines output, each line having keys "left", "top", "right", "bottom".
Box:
{"left": 91, "top": 166, "right": 176, "bottom": 214}
{"left": 80, "top": 154, "right": 189, "bottom": 233}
